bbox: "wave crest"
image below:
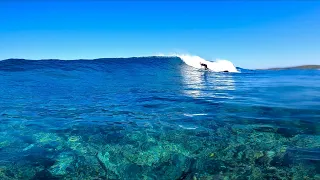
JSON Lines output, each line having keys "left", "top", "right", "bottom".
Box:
{"left": 157, "top": 53, "right": 238, "bottom": 72}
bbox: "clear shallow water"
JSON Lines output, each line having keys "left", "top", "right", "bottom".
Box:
{"left": 0, "top": 57, "right": 319, "bottom": 179}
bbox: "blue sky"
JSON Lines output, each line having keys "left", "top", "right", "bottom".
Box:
{"left": 0, "top": 1, "right": 319, "bottom": 68}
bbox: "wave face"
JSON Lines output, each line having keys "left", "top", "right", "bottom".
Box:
{"left": 0, "top": 56, "right": 319, "bottom": 179}
{"left": 0, "top": 55, "right": 239, "bottom": 72}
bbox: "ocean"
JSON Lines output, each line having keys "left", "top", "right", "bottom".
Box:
{"left": 0, "top": 56, "right": 319, "bottom": 179}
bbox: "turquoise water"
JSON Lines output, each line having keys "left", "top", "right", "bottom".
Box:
{"left": 0, "top": 57, "right": 319, "bottom": 179}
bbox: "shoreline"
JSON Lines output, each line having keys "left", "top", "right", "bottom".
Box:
{"left": 257, "top": 65, "right": 320, "bottom": 70}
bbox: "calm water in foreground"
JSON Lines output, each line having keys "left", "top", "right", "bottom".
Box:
{"left": 0, "top": 57, "right": 319, "bottom": 180}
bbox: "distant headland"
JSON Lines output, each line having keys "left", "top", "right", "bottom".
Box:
{"left": 258, "top": 65, "right": 320, "bottom": 70}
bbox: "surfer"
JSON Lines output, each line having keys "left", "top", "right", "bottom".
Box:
{"left": 200, "top": 62, "right": 230, "bottom": 72}
{"left": 200, "top": 62, "right": 208, "bottom": 70}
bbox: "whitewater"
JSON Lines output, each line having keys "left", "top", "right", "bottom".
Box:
{"left": 156, "top": 54, "right": 238, "bottom": 72}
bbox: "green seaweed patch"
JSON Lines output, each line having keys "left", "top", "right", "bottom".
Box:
{"left": 0, "top": 140, "right": 10, "bottom": 148}
{"left": 68, "top": 136, "right": 80, "bottom": 142}
{"left": 34, "top": 132, "right": 62, "bottom": 144}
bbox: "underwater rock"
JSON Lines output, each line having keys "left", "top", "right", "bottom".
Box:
{"left": 266, "top": 151, "right": 276, "bottom": 158}
{"left": 253, "top": 126, "right": 277, "bottom": 133}
{"left": 270, "top": 155, "right": 287, "bottom": 167}
{"left": 148, "top": 154, "right": 194, "bottom": 180}
{"left": 292, "top": 135, "right": 320, "bottom": 148}
{"left": 253, "top": 151, "right": 264, "bottom": 159}
{"left": 31, "top": 170, "right": 60, "bottom": 180}
{"left": 131, "top": 145, "right": 169, "bottom": 166}
{"left": 251, "top": 167, "right": 263, "bottom": 179}
{"left": 254, "top": 154, "right": 270, "bottom": 166}
{"left": 49, "top": 152, "right": 75, "bottom": 176}
{"left": 96, "top": 150, "right": 120, "bottom": 178}
{"left": 176, "top": 170, "right": 194, "bottom": 180}
{"left": 276, "top": 127, "right": 299, "bottom": 138}
{"left": 0, "top": 166, "right": 15, "bottom": 180}
{"left": 123, "top": 164, "right": 143, "bottom": 179}
{"left": 23, "top": 149, "right": 56, "bottom": 169}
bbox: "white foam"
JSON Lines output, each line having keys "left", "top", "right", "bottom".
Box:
{"left": 183, "top": 113, "right": 207, "bottom": 117}
{"left": 156, "top": 53, "right": 238, "bottom": 72}
{"left": 180, "top": 60, "right": 236, "bottom": 99}
{"left": 178, "top": 54, "right": 238, "bottom": 72}
{"left": 178, "top": 125, "right": 198, "bottom": 130}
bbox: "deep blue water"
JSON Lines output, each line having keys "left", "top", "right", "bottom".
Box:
{"left": 0, "top": 57, "right": 319, "bottom": 179}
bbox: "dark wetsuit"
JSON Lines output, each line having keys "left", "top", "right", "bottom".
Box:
{"left": 200, "top": 63, "right": 208, "bottom": 70}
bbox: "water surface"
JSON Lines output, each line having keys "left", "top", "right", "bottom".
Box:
{"left": 0, "top": 57, "right": 319, "bottom": 179}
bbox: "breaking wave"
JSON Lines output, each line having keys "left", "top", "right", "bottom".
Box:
{"left": 1, "top": 54, "right": 239, "bottom": 72}
{"left": 157, "top": 53, "right": 238, "bottom": 72}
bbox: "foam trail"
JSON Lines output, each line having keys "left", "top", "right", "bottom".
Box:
{"left": 157, "top": 53, "right": 238, "bottom": 72}
{"left": 183, "top": 113, "right": 207, "bottom": 117}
